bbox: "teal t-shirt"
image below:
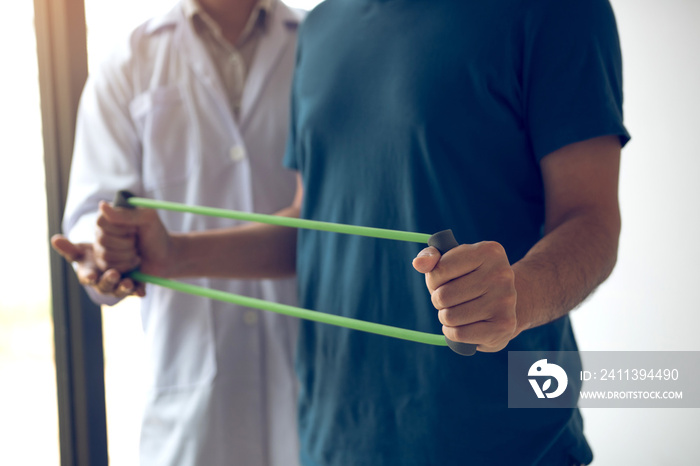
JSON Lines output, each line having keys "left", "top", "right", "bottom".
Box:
{"left": 284, "top": 0, "right": 629, "bottom": 464}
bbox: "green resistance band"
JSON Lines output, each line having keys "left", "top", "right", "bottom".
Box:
{"left": 119, "top": 192, "right": 431, "bottom": 244}
{"left": 114, "top": 190, "right": 477, "bottom": 356}
{"left": 130, "top": 271, "right": 447, "bottom": 347}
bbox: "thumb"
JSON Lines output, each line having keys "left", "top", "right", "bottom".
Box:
{"left": 51, "top": 234, "right": 84, "bottom": 262}
{"left": 412, "top": 246, "right": 441, "bottom": 274}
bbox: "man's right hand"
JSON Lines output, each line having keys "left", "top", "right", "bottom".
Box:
{"left": 50, "top": 234, "right": 144, "bottom": 298}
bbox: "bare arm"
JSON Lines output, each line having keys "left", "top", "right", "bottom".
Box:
{"left": 512, "top": 135, "right": 621, "bottom": 333}
{"left": 167, "top": 174, "right": 303, "bottom": 278}
{"left": 413, "top": 135, "right": 621, "bottom": 352}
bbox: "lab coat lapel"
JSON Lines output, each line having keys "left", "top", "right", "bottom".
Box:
{"left": 239, "top": 3, "right": 300, "bottom": 131}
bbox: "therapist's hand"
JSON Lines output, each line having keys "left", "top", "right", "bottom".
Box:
{"left": 412, "top": 242, "right": 518, "bottom": 352}
{"left": 96, "top": 201, "right": 175, "bottom": 277}
{"left": 50, "top": 234, "right": 144, "bottom": 298}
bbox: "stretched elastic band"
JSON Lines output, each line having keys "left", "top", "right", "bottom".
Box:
{"left": 129, "top": 271, "right": 448, "bottom": 347}
{"left": 114, "top": 191, "right": 476, "bottom": 355}
{"left": 118, "top": 191, "right": 431, "bottom": 244}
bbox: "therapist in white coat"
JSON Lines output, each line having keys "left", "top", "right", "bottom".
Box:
{"left": 51, "top": 0, "right": 302, "bottom": 464}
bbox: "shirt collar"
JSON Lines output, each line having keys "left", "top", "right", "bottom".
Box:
{"left": 182, "top": 0, "right": 274, "bottom": 44}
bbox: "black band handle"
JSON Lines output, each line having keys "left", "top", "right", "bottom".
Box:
{"left": 428, "top": 230, "right": 478, "bottom": 356}
{"left": 113, "top": 190, "right": 136, "bottom": 209}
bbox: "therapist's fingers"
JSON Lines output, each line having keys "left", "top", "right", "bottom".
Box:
{"left": 51, "top": 234, "right": 85, "bottom": 263}
{"left": 51, "top": 234, "right": 144, "bottom": 298}
{"left": 51, "top": 235, "right": 100, "bottom": 284}
{"left": 96, "top": 211, "right": 138, "bottom": 238}
{"left": 95, "top": 223, "right": 137, "bottom": 251}
{"left": 95, "top": 207, "right": 142, "bottom": 272}
{"left": 131, "top": 280, "right": 146, "bottom": 298}
{"left": 95, "top": 217, "right": 138, "bottom": 253}
{"left": 93, "top": 268, "right": 121, "bottom": 293}
{"left": 99, "top": 200, "right": 173, "bottom": 277}
{"left": 93, "top": 269, "right": 129, "bottom": 296}
{"left": 94, "top": 244, "right": 141, "bottom": 273}
{"left": 91, "top": 269, "right": 144, "bottom": 298}
{"left": 73, "top": 260, "right": 100, "bottom": 286}
{"left": 99, "top": 200, "right": 160, "bottom": 228}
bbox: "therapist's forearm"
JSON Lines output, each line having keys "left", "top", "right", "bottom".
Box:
{"left": 167, "top": 205, "right": 299, "bottom": 279}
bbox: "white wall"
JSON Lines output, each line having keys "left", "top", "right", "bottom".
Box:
{"left": 570, "top": 0, "right": 700, "bottom": 463}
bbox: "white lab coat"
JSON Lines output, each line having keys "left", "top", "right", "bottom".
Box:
{"left": 63, "top": 2, "right": 302, "bottom": 465}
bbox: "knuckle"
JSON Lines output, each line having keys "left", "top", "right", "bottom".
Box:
{"left": 424, "top": 275, "right": 438, "bottom": 294}
{"left": 482, "top": 341, "right": 508, "bottom": 353}
{"left": 489, "top": 266, "right": 515, "bottom": 290}
{"left": 489, "top": 318, "right": 516, "bottom": 347}
{"left": 501, "top": 290, "right": 517, "bottom": 309}
{"left": 453, "top": 326, "right": 473, "bottom": 344}
{"left": 431, "top": 287, "right": 449, "bottom": 310}
{"left": 499, "top": 314, "right": 517, "bottom": 333}
{"left": 439, "top": 308, "right": 460, "bottom": 327}
{"left": 425, "top": 267, "right": 444, "bottom": 286}
{"left": 96, "top": 281, "right": 113, "bottom": 294}
{"left": 499, "top": 265, "right": 515, "bottom": 283}
{"left": 484, "top": 332, "right": 504, "bottom": 348}
{"left": 101, "top": 250, "right": 118, "bottom": 262}
{"left": 479, "top": 241, "right": 504, "bottom": 256}
{"left": 441, "top": 325, "right": 458, "bottom": 341}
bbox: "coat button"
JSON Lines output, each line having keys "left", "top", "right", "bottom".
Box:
{"left": 243, "top": 310, "right": 258, "bottom": 326}
{"left": 229, "top": 145, "right": 246, "bottom": 162}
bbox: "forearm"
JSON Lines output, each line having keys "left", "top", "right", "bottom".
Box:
{"left": 413, "top": 136, "right": 622, "bottom": 351}
{"left": 166, "top": 205, "right": 299, "bottom": 279}
{"left": 512, "top": 208, "right": 620, "bottom": 335}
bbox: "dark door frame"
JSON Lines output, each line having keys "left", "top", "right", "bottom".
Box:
{"left": 34, "top": 0, "right": 109, "bottom": 464}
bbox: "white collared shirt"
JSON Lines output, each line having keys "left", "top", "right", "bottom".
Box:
{"left": 182, "top": 0, "right": 276, "bottom": 119}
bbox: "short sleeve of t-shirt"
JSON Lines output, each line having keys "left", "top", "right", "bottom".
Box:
{"left": 524, "top": 0, "right": 630, "bottom": 161}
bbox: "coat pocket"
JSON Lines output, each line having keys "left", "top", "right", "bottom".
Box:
{"left": 129, "top": 84, "right": 198, "bottom": 192}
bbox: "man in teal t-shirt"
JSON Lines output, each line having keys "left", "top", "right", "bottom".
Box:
{"left": 282, "top": 1, "right": 627, "bottom": 463}
{"left": 92, "top": 0, "right": 629, "bottom": 464}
